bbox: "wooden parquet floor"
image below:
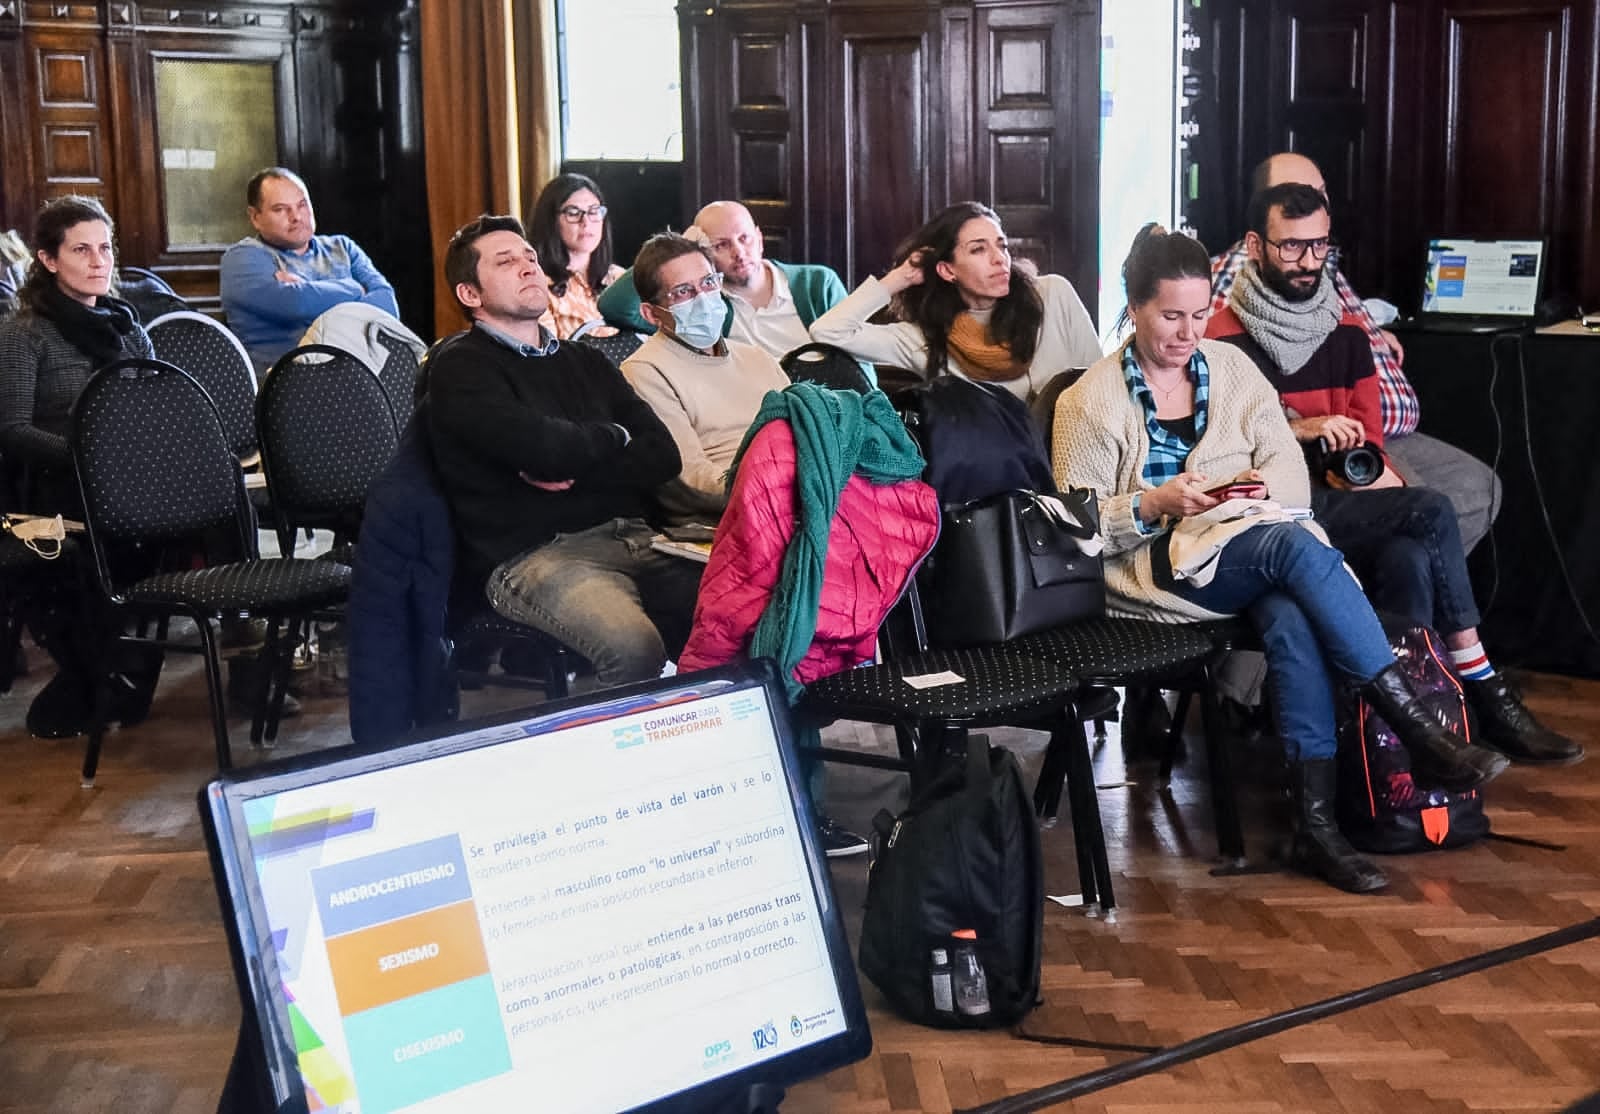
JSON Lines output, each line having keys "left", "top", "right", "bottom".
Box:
{"left": 2, "top": 642, "right": 1598, "bottom": 1113}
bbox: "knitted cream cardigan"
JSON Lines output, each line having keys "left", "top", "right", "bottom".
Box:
{"left": 1050, "top": 338, "right": 1321, "bottom": 622}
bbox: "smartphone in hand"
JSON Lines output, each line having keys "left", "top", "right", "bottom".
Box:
{"left": 1204, "top": 481, "right": 1267, "bottom": 501}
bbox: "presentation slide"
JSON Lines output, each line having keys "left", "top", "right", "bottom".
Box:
{"left": 1423, "top": 239, "right": 1543, "bottom": 316}
{"left": 238, "top": 684, "right": 848, "bottom": 1114}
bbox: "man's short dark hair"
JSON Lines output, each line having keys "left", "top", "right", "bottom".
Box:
{"left": 246, "top": 166, "right": 308, "bottom": 209}
{"left": 632, "top": 232, "right": 715, "bottom": 305}
{"left": 1247, "top": 182, "right": 1328, "bottom": 239}
{"left": 444, "top": 214, "right": 526, "bottom": 318}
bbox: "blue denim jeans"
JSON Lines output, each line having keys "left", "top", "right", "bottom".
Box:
{"left": 1311, "top": 486, "right": 1481, "bottom": 633}
{"left": 1169, "top": 522, "right": 1394, "bottom": 761}
{"left": 486, "top": 518, "right": 703, "bottom": 686}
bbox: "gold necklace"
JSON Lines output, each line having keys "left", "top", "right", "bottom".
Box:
{"left": 1147, "top": 373, "right": 1190, "bottom": 400}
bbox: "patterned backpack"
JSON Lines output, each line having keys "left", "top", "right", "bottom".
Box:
{"left": 1337, "top": 623, "right": 1491, "bottom": 853}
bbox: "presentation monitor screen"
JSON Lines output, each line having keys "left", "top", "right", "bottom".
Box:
{"left": 200, "top": 661, "right": 872, "bottom": 1114}
{"left": 1421, "top": 238, "right": 1546, "bottom": 318}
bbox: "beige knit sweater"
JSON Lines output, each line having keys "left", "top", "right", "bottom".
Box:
{"left": 1050, "top": 339, "right": 1317, "bottom": 622}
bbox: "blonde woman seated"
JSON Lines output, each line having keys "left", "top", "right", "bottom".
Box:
{"left": 809, "top": 200, "right": 1102, "bottom": 400}
{"left": 1052, "top": 225, "right": 1508, "bottom": 894}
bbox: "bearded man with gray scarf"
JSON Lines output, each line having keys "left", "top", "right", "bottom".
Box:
{"left": 1205, "top": 182, "right": 1583, "bottom": 767}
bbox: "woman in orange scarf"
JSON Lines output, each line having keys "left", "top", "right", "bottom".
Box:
{"left": 810, "top": 201, "right": 1103, "bottom": 400}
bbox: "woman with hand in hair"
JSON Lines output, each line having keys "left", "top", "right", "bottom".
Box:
{"left": 809, "top": 200, "right": 1102, "bottom": 400}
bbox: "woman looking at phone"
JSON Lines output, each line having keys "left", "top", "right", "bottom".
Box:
{"left": 1051, "top": 224, "right": 1510, "bottom": 895}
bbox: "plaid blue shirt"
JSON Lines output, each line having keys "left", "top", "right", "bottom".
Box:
{"left": 1124, "top": 342, "right": 1209, "bottom": 534}
{"left": 1210, "top": 241, "right": 1420, "bottom": 436}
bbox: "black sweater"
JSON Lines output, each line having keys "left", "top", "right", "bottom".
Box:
{"left": 427, "top": 327, "right": 682, "bottom": 581}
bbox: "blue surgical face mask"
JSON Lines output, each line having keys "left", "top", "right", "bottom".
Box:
{"left": 668, "top": 290, "right": 724, "bottom": 351}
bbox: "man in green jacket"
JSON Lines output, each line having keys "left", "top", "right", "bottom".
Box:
{"left": 600, "top": 200, "right": 848, "bottom": 361}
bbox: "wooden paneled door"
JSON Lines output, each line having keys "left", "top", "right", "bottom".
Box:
{"left": 678, "top": 0, "right": 1103, "bottom": 312}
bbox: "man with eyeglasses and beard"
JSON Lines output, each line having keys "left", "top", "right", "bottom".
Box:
{"left": 619, "top": 231, "right": 789, "bottom": 523}
{"left": 1206, "top": 184, "right": 1581, "bottom": 767}
{"left": 1210, "top": 152, "right": 1500, "bottom": 554}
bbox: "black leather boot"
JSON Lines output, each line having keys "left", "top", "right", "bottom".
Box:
{"left": 1289, "top": 758, "right": 1387, "bottom": 894}
{"left": 1463, "top": 674, "right": 1585, "bottom": 765}
{"left": 1360, "top": 663, "right": 1508, "bottom": 791}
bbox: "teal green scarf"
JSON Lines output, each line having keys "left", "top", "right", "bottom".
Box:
{"left": 728, "top": 383, "right": 926, "bottom": 702}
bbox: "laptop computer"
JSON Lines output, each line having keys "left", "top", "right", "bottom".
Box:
{"left": 1414, "top": 237, "right": 1547, "bottom": 334}
{"left": 201, "top": 660, "right": 872, "bottom": 1114}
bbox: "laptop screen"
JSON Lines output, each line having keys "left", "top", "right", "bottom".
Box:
{"left": 1422, "top": 238, "right": 1545, "bottom": 318}
{"left": 201, "top": 663, "right": 871, "bottom": 1114}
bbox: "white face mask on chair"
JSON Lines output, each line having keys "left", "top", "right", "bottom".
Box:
{"left": 3, "top": 514, "right": 66, "bottom": 559}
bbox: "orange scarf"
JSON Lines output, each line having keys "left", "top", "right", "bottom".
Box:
{"left": 947, "top": 313, "right": 1028, "bottom": 382}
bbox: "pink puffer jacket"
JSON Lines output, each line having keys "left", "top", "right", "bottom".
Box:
{"left": 679, "top": 419, "right": 940, "bottom": 684}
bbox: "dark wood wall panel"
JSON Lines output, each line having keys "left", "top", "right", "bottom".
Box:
{"left": 834, "top": 23, "right": 932, "bottom": 278}
{"left": 1439, "top": 9, "right": 1566, "bottom": 233}
{"left": 681, "top": 0, "right": 1100, "bottom": 313}
{"left": 1205, "top": 0, "right": 1600, "bottom": 310}
{"left": 0, "top": 0, "right": 428, "bottom": 326}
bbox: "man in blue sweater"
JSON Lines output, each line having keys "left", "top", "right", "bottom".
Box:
{"left": 599, "top": 200, "right": 847, "bottom": 361}
{"left": 220, "top": 167, "right": 399, "bottom": 371}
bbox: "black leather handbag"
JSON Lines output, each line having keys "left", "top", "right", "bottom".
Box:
{"left": 925, "top": 488, "right": 1105, "bottom": 647}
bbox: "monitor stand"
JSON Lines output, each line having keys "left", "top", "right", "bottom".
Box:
{"left": 715, "top": 1082, "right": 786, "bottom": 1113}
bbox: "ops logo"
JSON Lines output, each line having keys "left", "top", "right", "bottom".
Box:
{"left": 751, "top": 1021, "right": 779, "bottom": 1050}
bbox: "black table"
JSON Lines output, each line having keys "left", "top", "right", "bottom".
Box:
{"left": 1395, "top": 324, "right": 1600, "bottom": 676}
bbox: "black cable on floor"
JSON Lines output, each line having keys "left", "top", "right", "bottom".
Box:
{"left": 957, "top": 917, "right": 1600, "bottom": 1114}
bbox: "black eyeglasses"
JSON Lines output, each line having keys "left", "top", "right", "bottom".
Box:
{"left": 1264, "top": 236, "right": 1335, "bottom": 263}
{"left": 657, "top": 271, "right": 723, "bottom": 307}
{"left": 559, "top": 204, "right": 608, "bottom": 224}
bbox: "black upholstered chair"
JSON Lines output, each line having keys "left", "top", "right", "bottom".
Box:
{"left": 147, "top": 311, "right": 259, "bottom": 462}
{"left": 69, "top": 358, "right": 351, "bottom": 784}
{"left": 372, "top": 329, "right": 423, "bottom": 428}
{"left": 569, "top": 319, "right": 644, "bottom": 368}
{"left": 781, "top": 342, "right": 875, "bottom": 394}
{"left": 257, "top": 344, "right": 400, "bottom": 555}
{"left": 799, "top": 582, "right": 1126, "bottom": 912}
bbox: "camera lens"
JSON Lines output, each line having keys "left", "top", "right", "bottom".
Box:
{"left": 1328, "top": 444, "right": 1382, "bottom": 487}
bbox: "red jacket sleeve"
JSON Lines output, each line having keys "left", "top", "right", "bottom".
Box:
{"left": 678, "top": 422, "right": 797, "bottom": 673}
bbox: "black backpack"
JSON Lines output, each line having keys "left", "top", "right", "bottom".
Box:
{"left": 896, "top": 375, "right": 1056, "bottom": 504}
{"left": 858, "top": 738, "right": 1043, "bottom": 1028}
{"left": 1338, "top": 623, "right": 1490, "bottom": 853}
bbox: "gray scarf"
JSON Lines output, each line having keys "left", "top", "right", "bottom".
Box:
{"left": 1228, "top": 262, "right": 1342, "bottom": 374}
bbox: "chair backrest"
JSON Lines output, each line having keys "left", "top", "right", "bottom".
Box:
{"left": 257, "top": 344, "right": 400, "bottom": 545}
{"left": 373, "top": 328, "right": 422, "bottom": 425}
{"left": 1029, "top": 367, "right": 1088, "bottom": 446}
{"left": 69, "top": 358, "right": 251, "bottom": 591}
{"left": 571, "top": 326, "right": 644, "bottom": 369}
{"left": 147, "top": 311, "right": 259, "bottom": 459}
{"left": 781, "top": 342, "right": 874, "bottom": 394}
{"left": 117, "top": 266, "right": 189, "bottom": 322}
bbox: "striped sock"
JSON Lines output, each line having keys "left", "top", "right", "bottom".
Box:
{"left": 1449, "top": 641, "right": 1495, "bottom": 680}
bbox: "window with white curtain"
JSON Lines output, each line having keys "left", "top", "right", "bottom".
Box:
{"left": 557, "top": 0, "right": 682, "bottom": 161}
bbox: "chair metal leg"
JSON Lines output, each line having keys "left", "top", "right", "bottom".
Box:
{"left": 80, "top": 661, "right": 115, "bottom": 789}
{"left": 1032, "top": 727, "right": 1073, "bottom": 821}
{"left": 1160, "top": 689, "right": 1196, "bottom": 784}
{"left": 195, "top": 616, "right": 234, "bottom": 770}
{"left": 1062, "top": 713, "right": 1115, "bottom": 913}
{"left": 263, "top": 618, "right": 296, "bottom": 745}
{"left": 1199, "top": 664, "right": 1247, "bottom": 867}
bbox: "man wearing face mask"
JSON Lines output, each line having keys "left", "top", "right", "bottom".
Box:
{"left": 620, "top": 232, "right": 790, "bottom": 523}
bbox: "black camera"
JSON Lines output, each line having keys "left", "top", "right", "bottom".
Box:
{"left": 1305, "top": 439, "right": 1383, "bottom": 487}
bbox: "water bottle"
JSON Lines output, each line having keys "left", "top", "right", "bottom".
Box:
{"left": 929, "top": 948, "right": 954, "bottom": 1015}
{"left": 951, "top": 930, "right": 990, "bottom": 1017}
